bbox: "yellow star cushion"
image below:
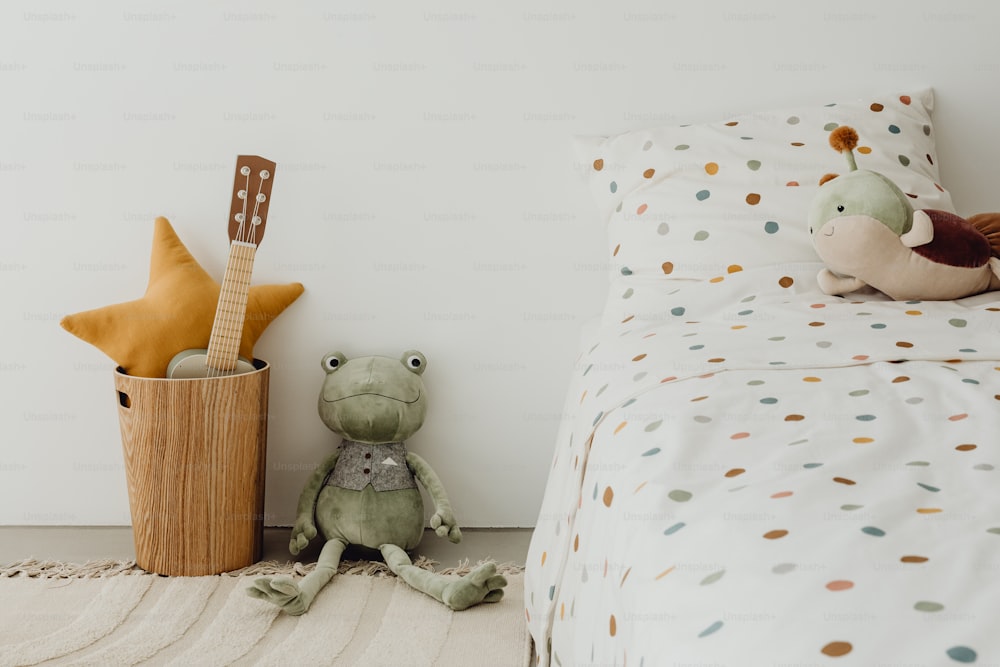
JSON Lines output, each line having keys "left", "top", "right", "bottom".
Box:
{"left": 61, "top": 216, "right": 304, "bottom": 378}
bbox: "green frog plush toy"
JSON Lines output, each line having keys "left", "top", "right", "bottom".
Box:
{"left": 248, "top": 350, "right": 507, "bottom": 614}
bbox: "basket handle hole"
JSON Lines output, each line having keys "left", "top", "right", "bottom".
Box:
{"left": 118, "top": 391, "right": 131, "bottom": 409}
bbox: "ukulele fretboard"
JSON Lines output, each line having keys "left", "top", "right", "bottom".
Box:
{"left": 205, "top": 241, "right": 257, "bottom": 372}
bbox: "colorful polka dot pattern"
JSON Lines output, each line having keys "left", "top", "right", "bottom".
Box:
{"left": 525, "top": 262, "right": 1000, "bottom": 665}
{"left": 575, "top": 89, "right": 955, "bottom": 326}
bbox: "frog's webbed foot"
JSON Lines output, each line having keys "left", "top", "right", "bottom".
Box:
{"left": 247, "top": 575, "right": 311, "bottom": 616}
{"left": 246, "top": 538, "right": 348, "bottom": 616}
{"left": 441, "top": 562, "right": 507, "bottom": 611}
{"left": 380, "top": 544, "right": 507, "bottom": 611}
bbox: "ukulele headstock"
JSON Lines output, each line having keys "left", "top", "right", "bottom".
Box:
{"left": 228, "top": 155, "right": 277, "bottom": 246}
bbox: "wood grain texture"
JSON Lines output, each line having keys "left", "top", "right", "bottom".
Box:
{"left": 113, "top": 361, "right": 269, "bottom": 576}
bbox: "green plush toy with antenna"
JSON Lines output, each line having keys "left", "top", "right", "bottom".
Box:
{"left": 808, "top": 125, "right": 1000, "bottom": 300}
{"left": 248, "top": 350, "right": 507, "bottom": 615}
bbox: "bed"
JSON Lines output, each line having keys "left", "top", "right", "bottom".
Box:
{"left": 525, "top": 88, "right": 1000, "bottom": 666}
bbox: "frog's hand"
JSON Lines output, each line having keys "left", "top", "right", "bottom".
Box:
{"left": 289, "top": 516, "right": 317, "bottom": 556}
{"left": 406, "top": 451, "right": 462, "bottom": 543}
{"left": 429, "top": 509, "right": 462, "bottom": 543}
{"left": 290, "top": 450, "right": 340, "bottom": 554}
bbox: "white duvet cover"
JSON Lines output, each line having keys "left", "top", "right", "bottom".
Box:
{"left": 526, "top": 263, "right": 1000, "bottom": 666}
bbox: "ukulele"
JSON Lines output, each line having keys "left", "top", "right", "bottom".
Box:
{"left": 167, "top": 155, "right": 277, "bottom": 379}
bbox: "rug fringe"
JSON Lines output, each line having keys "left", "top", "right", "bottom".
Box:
{"left": 1, "top": 556, "right": 523, "bottom": 579}
{"left": 0, "top": 559, "right": 144, "bottom": 579}
{"left": 437, "top": 558, "right": 525, "bottom": 576}
{"left": 222, "top": 556, "right": 524, "bottom": 577}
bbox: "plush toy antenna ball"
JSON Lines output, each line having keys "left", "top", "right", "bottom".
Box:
{"left": 808, "top": 126, "right": 1000, "bottom": 300}
{"left": 828, "top": 126, "right": 860, "bottom": 169}
{"left": 247, "top": 350, "right": 508, "bottom": 615}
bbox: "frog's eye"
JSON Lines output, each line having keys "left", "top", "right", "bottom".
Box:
{"left": 321, "top": 352, "right": 347, "bottom": 373}
{"left": 401, "top": 350, "right": 426, "bottom": 375}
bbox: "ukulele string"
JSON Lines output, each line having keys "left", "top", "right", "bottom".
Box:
{"left": 205, "top": 163, "right": 268, "bottom": 378}
{"left": 249, "top": 171, "right": 266, "bottom": 245}
{"left": 231, "top": 238, "right": 252, "bottom": 375}
{"left": 213, "top": 239, "right": 238, "bottom": 378}
{"left": 230, "top": 169, "right": 265, "bottom": 373}
{"left": 208, "top": 165, "right": 251, "bottom": 378}
{"left": 220, "top": 166, "right": 253, "bottom": 377}
{"left": 225, "top": 167, "right": 253, "bottom": 377}
{"left": 231, "top": 169, "right": 267, "bottom": 373}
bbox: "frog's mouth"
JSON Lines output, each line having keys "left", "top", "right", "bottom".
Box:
{"left": 322, "top": 390, "right": 421, "bottom": 405}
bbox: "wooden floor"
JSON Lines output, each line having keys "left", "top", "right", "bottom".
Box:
{"left": 0, "top": 526, "right": 533, "bottom": 569}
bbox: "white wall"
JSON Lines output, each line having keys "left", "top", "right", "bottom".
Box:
{"left": 2, "top": 0, "right": 999, "bottom": 527}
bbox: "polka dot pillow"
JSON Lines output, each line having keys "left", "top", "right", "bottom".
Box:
{"left": 576, "top": 89, "right": 955, "bottom": 323}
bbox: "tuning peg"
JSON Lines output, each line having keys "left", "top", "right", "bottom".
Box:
{"left": 234, "top": 213, "right": 245, "bottom": 223}
{"left": 251, "top": 216, "right": 262, "bottom": 225}
{"left": 255, "top": 193, "right": 266, "bottom": 203}
{"left": 259, "top": 170, "right": 270, "bottom": 180}
{"left": 237, "top": 189, "right": 247, "bottom": 200}
{"left": 240, "top": 166, "right": 251, "bottom": 176}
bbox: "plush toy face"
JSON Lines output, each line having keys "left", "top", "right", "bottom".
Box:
{"left": 317, "top": 350, "right": 428, "bottom": 444}
{"left": 809, "top": 170, "right": 913, "bottom": 236}
{"left": 808, "top": 169, "right": 915, "bottom": 274}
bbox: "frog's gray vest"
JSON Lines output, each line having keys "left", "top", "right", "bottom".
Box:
{"left": 327, "top": 441, "right": 417, "bottom": 492}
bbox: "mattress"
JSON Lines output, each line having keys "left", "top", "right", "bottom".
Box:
{"left": 525, "top": 263, "right": 1000, "bottom": 665}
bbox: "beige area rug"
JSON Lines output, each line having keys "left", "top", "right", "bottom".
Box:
{"left": 0, "top": 559, "right": 529, "bottom": 666}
